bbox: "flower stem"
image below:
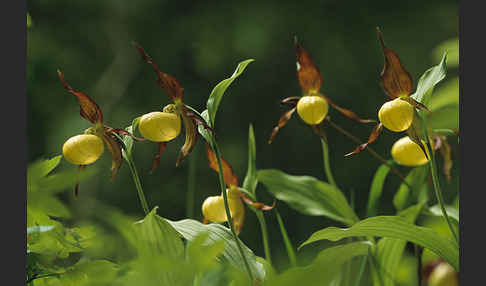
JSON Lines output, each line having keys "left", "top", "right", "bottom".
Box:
{"left": 275, "top": 209, "right": 298, "bottom": 267}
{"left": 125, "top": 152, "right": 150, "bottom": 215}
{"left": 320, "top": 138, "right": 337, "bottom": 188}
{"left": 186, "top": 145, "right": 198, "bottom": 218}
{"left": 211, "top": 140, "right": 254, "bottom": 281}
{"left": 421, "top": 117, "right": 459, "bottom": 246}
{"left": 256, "top": 211, "right": 272, "bottom": 265}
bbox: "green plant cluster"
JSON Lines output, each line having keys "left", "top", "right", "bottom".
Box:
{"left": 27, "top": 33, "right": 459, "bottom": 286}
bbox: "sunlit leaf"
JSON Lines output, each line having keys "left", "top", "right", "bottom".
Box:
{"left": 166, "top": 218, "right": 266, "bottom": 282}
{"left": 393, "top": 165, "right": 429, "bottom": 211}
{"left": 299, "top": 216, "right": 458, "bottom": 271}
{"left": 428, "top": 77, "right": 458, "bottom": 112}
{"left": 410, "top": 53, "right": 448, "bottom": 109}
{"left": 206, "top": 59, "right": 254, "bottom": 126}
{"left": 257, "top": 169, "right": 359, "bottom": 226}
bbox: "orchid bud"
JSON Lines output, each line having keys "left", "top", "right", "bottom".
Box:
{"left": 391, "top": 136, "right": 430, "bottom": 166}
{"left": 138, "top": 110, "right": 181, "bottom": 142}
{"left": 378, "top": 98, "right": 414, "bottom": 132}
{"left": 62, "top": 134, "right": 104, "bottom": 165}
{"left": 428, "top": 262, "right": 458, "bottom": 286}
{"left": 296, "top": 95, "right": 329, "bottom": 125}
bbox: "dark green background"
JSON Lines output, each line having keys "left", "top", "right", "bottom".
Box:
{"left": 27, "top": 0, "right": 459, "bottom": 273}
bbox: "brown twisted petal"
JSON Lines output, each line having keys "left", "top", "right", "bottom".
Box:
{"left": 438, "top": 136, "right": 453, "bottom": 181}
{"left": 345, "top": 123, "right": 383, "bottom": 157}
{"left": 206, "top": 143, "right": 239, "bottom": 188}
{"left": 102, "top": 133, "right": 123, "bottom": 180}
{"left": 176, "top": 113, "right": 198, "bottom": 167}
{"left": 183, "top": 105, "right": 214, "bottom": 133}
{"left": 240, "top": 194, "right": 276, "bottom": 211}
{"left": 295, "top": 37, "right": 322, "bottom": 94}
{"left": 268, "top": 106, "right": 297, "bottom": 144}
{"left": 104, "top": 126, "right": 146, "bottom": 142}
{"left": 58, "top": 70, "right": 103, "bottom": 124}
{"left": 311, "top": 123, "right": 327, "bottom": 142}
{"left": 324, "top": 96, "right": 376, "bottom": 123}
{"left": 377, "top": 28, "right": 413, "bottom": 99}
{"left": 281, "top": 96, "right": 301, "bottom": 106}
{"left": 150, "top": 142, "right": 167, "bottom": 174}
{"left": 132, "top": 42, "right": 184, "bottom": 100}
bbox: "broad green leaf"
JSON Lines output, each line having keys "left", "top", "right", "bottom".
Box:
{"left": 27, "top": 155, "right": 63, "bottom": 191}
{"left": 186, "top": 232, "right": 225, "bottom": 272}
{"left": 374, "top": 203, "right": 424, "bottom": 286}
{"left": 258, "top": 169, "right": 359, "bottom": 226}
{"left": 299, "top": 216, "right": 458, "bottom": 271}
{"left": 27, "top": 225, "right": 56, "bottom": 236}
{"left": 242, "top": 124, "right": 258, "bottom": 195}
{"left": 196, "top": 109, "right": 214, "bottom": 146}
{"left": 266, "top": 241, "right": 371, "bottom": 286}
{"left": 424, "top": 204, "right": 459, "bottom": 225}
{"left": 206, "top": 59, "right": 254, "bottom": 126}
{"left": 410, "top": 53, "right": 447, "bottom": 109}
{"left": 166, "top": 218, "right": 265, "bottom": 282}
{"left": 393, "top": 165, "right": 429, "bottom": 211}
{"left": 366, "top": 162, "right": 392, "bottom": 217}
{"left": 433, "top": 38, "right": 458, "bottom": 68}
{"left": 134, "top": 207, "right": 184, "bottom": 259}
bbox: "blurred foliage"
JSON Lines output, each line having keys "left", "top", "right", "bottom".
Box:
{"left": 27, "top": 0, "right": 459, "bottom": 282}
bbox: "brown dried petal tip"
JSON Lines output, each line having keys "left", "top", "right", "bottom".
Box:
{"left": 176, "top": 114, "right": 198, "bottom": 167}
{"left": 376, "top": 28, "right": 413, "bottom": 99}
{"left": 345, "top": 123, "right": 383, "bottom": 157}
{"left": 150, "top": 142, "right": 167, "bottom": 174}
{"left": 132, "top": 42, "right": 184, "bottom": 100}
{"left": 102, "top": 133, "right": 123, "bottom": 180}
{"left": 268, "top": 106, "right": 297, "bottom": 144}
{"left": 295, "top": 37, "right": 322, "bottom": 94}
{"left": 206, "top": 143, "right": 239, "bottom": 188}
{"left": 58, "top": 70, "right": 103, "bottom": 124}
{"left": 241, "top": 194, "right": 276, "bottom": 211}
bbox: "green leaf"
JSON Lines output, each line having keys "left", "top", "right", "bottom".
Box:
{"left": 428, "top": 77, "right": 459, "bottom": 112}
{"left": 410, "top": 53, "right": 447, "bottom": 109}
{"left": 134, "top": 207, "right": 184, "bottom": 259}
{"left": 393, "top": 165, "right": 429, "bottom": 211}
{"left": 27, "top": 225, "right": 56, "bottom": 236}
{"left": 258, "top": 169, "right": 359, "bottom": 226}
{"left": 242, "top": 124, "right": 258, "bottom": 195}
{"left": 427, "top": 104, "right": 459, "bottom": 130}
{"left": 374, "top": 203, "right": 424, "bottom": 286}
{"left": 27, "top": 155, "right": 63, "bottom": 190}
{"left": 206, "top": 59, "right": 254, "bottom": 126}
{"left": 166, "top": 218, "right": 265, "bottom": 281}
{"left": 424, "top": 204, "right": 459, "bottom": 224}
{"left": 299, "top": 216, "right": 458, "bottom": 271}
{"left": 196, "top": 109, "right": 214, "bottom": 146}
{"left": 266, "top": 241, "right": 371, "bottom": 286}
{"left": 366, "top": 162, "right": 392, "bottom": 217}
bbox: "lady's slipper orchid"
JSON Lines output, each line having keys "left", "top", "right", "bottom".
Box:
{"left": 132, "top": 43, "right": 212, "bottom": 172}
{"left": 58, "top": 71, "right": 143, "bottom": 197}
{"left": 345, "top": 28, "right": 430, "bottom": 157}
{"left": 391, "top": 136, "right": 430, "bottom": 166}
{"left": 268, "top": 37, "right": 374, "bottom": 144}
{"left": 201, "top": 144, "right": 275, "bottom": 234}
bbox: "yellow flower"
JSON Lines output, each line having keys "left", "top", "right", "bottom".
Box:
{"left": 138, "top": 111, "right": 181, "bottom": 142}
{"left": 296, "top": 95, "right": 329, "bottom": 125}
{"left": 378, "top": 98, "right": 414, "bottom": 132}
{"left": 62, "top": 134, "right": 104, "bottom": 165}
{"left": 391, "top": 136, "right": 430, "bottom": 166}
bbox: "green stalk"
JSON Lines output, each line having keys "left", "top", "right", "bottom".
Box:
{"left": 125, "top": 152, "right": 150, "bottom": 215}
{"left": 421, "top": 117, "right": 459, "bottom": 246}
{"left": 320, "top": 138, "right": 337, "bottom": 187}
{"left": 275, "top": 209, "right": 297, "bottom": 267}
{"left": 212, "top": 140, "right": 254, "bottom": 281}
{"left": 352, "top": 256, "right": 368, "bottom": 286}
{"left": 256, "top": 211, "right": 272, "bottom": 265}
{"left": 186, "top": 145, "right": 198, "bottom": 218}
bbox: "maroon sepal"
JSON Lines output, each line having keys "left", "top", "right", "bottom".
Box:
{"left": 150, "top": 142, "right": 167, "bottom": 174}
{"left": 345, "top": 123, "right": 383, "bottom": 157}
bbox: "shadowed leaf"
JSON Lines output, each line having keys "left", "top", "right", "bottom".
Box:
{"left": 406, "top": 113, "right": 429, "bottom": 159}
{"left": 206, "top": 143, "right": 239, "bottom": 187}
{"left": 377, "top": 28, "right": 413, "bottom": 99}
{"left": 133, "top": 42, "right": 184, "bottom": 100}
{"left": 242, "top": 124, "right": 258, "bottom": 195}
{"left": 345, "top": 123, "right": 383, "bottom": 156}
{"left": 295, "top": 37, "right": 322, "bottom": 94}
{"left": 366, "top": 161, "right": 392, "bottom": 217}
{"left": 268, "top": 107, "right": 297, "bottom": 144}
{"left": 58, "top": 70, "right": 103, "bottom": 124}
